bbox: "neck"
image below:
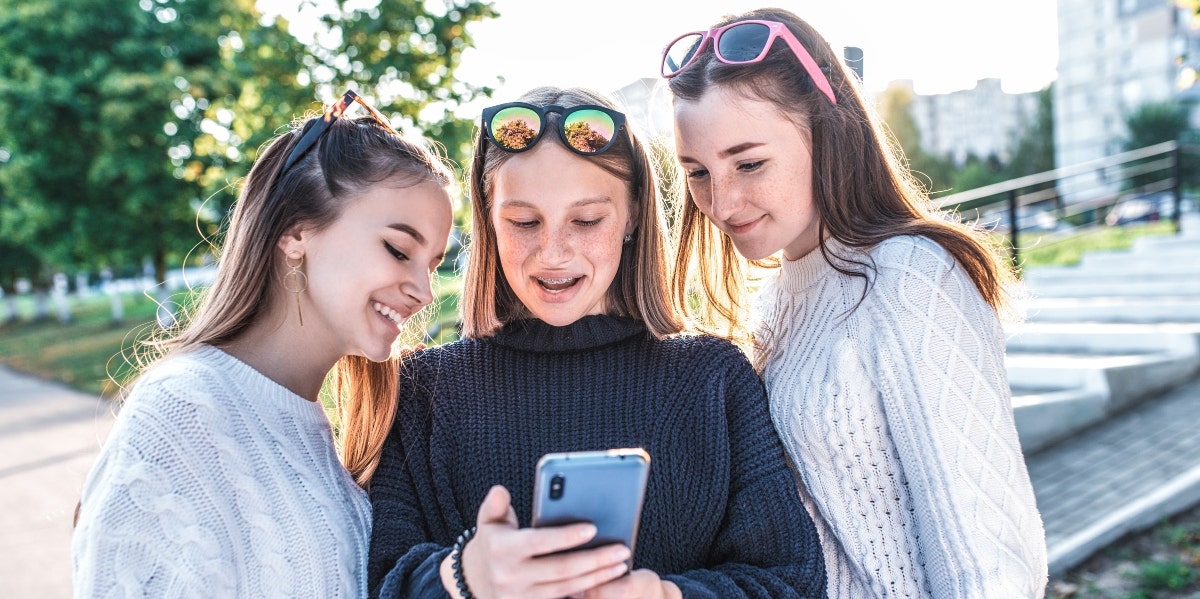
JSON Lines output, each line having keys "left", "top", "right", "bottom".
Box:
{"left": 222, "top": 304, "right": 338, "bottom": 402}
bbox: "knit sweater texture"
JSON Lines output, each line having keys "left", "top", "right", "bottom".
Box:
{"left": 367, "top": 315, "right": 826, "bottom": 598}
{"left": 71, "top": 345, "right": 372, "bottom": 598}
{"left": 757, "top": 235, "right": 1048, "bottom": 598}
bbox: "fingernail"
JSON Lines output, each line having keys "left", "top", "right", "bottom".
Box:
{"left": 579, "top": 524, "right": 597, "bottom": 540}
{"left": 611, "top": 562, "right": 628, "bottom": 576}
{"left": 612, "top": 545, "right": 631, "bottom": 561}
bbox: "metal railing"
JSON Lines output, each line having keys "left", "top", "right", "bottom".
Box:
{"left": 932, "top": 141, "right": 1186, "bottom": 266}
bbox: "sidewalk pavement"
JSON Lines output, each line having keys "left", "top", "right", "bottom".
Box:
{"left": 1028, "top": 373, "right": 1200, "bottom": 576}
{"left": 1, "top": 362, "right": 1198, "bottom": 596}
{"left": 0, "top": 365, "right": 115, "bottom": 599}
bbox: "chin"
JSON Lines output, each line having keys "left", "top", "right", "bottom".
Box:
{"left": 534, "top": 307, "right": 589, "bottom": 328}
{"left": 732, "top": 240, "right": 779, "bottom": 262}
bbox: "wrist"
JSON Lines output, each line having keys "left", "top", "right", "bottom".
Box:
{"left": 449, "top": 526, "right": 477, "bottom": 599}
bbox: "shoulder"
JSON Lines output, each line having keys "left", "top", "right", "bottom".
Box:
{"left": 657, "top": 333, "right": 762, "bottom": 393}
{"left": 868, "top": 235, "right": 958, "bottom": 274}
{"left": 125, "top": 347, "right": 237, "bottom": 414}
{"left": 660, "top": 332, "right": 753, "bottom": 367}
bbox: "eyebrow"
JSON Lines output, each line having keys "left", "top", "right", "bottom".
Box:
{"left": 678, "top": 141, "right": 766, "bottom": 164}
{"left": 497, "top": 197, "right": 614, "bottom": 209}
{"left": 388, "top": 223, "right": 426, "bottom": 245}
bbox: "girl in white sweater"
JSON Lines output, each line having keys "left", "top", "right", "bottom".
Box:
{"left": 71, "top": 90, "right": 454, "bottom": 598}
{"left": 661, "top": 8, "right": 1048, "bottom": 597}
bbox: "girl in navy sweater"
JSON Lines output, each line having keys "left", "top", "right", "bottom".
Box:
{"left": 356, "top": 86, "right": 826, "bottom": 599}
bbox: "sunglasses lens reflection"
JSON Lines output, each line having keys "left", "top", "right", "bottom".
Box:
{"left": 663, "top": 33, "right": 705, "bottom": 76}
{"left": 489, "top": 106, "right": 541, "bottom": 151}
{"left": 562, "top": 109, "right": 616, "bottom": 154}
{"left": 717, "top": 22, "right": 771, "bottom": 63}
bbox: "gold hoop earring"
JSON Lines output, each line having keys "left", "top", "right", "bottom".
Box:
{"left": 282, "top": 254, "right": 308, "bottom": 326}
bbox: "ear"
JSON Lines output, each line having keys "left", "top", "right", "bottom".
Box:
{"left": 625, "top": 200, "right": 641, "bottom": 237}
{"left": 277, "top": 223, "right": 308, "bottom": 260}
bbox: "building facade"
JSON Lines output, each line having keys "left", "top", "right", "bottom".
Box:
{"left": 904, "top": 78, "right": 1040, "bottom": 166}
{"left": 1054, "top": 0, "right": 1190, "bottom": 199}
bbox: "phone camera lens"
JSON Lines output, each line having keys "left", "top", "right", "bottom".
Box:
{"left": 549, "top": 474, "right": 565, "bottom": 500}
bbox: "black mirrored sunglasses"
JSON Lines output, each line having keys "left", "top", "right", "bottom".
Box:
{"left": 280, "top": 89, "right": 398, "bottom": 177}
{"left": 481, "top": 102, "right": 626, "bottom": 156}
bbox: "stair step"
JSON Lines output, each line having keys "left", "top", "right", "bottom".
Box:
{"left": 1007, "top": 351, "right": 1199, "bottom": 411}
{"left": 1005, "top": 322, "right": 1200, "bottom": 355}
{"left": 1131, "top": 234, "right": 1200, "bottom": 253}
{"left": 1024, "top": 263, "right": 1200, "bottom": 282}
{"left": 1078, "top": 250, "right": 1200, "bottom": 272}
{"left": 1025, "top": 297, "right": 1200, "bottom": 322}
{"left": 1027, "top": 279, "right": 1200, "bottom": 297}
{"left": 1011, "top": 387, "right": 1108, "bottom": 454}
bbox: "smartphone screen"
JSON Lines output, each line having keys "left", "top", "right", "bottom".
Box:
{"left": 531, "top": 448, "right": 650, "bottom": 558}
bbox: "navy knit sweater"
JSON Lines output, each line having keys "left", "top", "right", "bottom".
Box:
{"left": 367, "top": 315, "right": 826, "bottom": 598}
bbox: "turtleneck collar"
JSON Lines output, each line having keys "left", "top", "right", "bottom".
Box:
{"left": 776, "top": 238, "right": 864, "bottom": 294}
{"left": 488, "top": 314, "right": 648, "bottom": 353}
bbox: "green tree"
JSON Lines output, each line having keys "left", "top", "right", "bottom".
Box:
{"left": 1124, "top": 100, "right": 1190, "bottom": 150}
{"left": 0, "top": 0, "right": 497, "bottom": 318}
{"left": 877, "top": 82, "right": 956, "bottom": 194}
{"left": 1123, "top": 100, "right": 1191, "bottom": 190}
{"left": 1005, "top": 84, "right": 1055, "bottom": 178}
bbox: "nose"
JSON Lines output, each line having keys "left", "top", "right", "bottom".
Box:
{"left": 403, "top": 267, "right": 435, "bottom": 309}
{"left": 536, "top": 224, "right": 574, "bottom": 266}
{"left": 708, "top": 175, "right": 747, "bottom": 223}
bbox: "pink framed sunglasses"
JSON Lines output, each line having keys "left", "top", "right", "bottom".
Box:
{"left": 661, "top": 19, "right": 837, "bottom": 105}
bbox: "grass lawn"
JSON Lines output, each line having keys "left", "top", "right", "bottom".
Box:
{"left": 0, "top": 293, "right": 162, "bottom": 397}
{"left": 1048, "top": 501, "right": 1200, "bottom": 598}
{"left": 1013, "top": 221, "right": 1177, "bottom": 269}
{"left": 0, "top": 275, "right": 463, "bottom": 398}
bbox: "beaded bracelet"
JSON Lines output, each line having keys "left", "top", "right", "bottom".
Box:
{"left": 450, "top": 526, "right": 477, "bottom": 599}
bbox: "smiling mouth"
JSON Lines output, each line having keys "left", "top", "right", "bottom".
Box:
{"left": 728, "top": 215, "right": 765, "bottom": 234}
{"left": 372, "top": 301, "right": 408, "bottom": 328}
{"left": 536, "top": 276, "right": 580, "bottom": 293}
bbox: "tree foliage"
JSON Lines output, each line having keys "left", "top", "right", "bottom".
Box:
{"left": 876, "top": 83, "right": 955, "bottom": 195}
{"left": 0, "top": 0, "right": 496, "bottom": 288}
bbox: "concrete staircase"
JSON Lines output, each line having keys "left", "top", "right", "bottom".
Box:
{"left": 1007, "top": 213, "right": 1200, "bottom": 453}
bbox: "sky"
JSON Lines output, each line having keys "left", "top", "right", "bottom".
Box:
{"left": 452, "top": 0, "right": 1059, "bottom": 99}
{"left": 262, "top": 0, "right": 1059, "bottom": 109}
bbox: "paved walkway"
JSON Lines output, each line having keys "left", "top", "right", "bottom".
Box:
{"left": 0, "top": 366, "right": 115, "bottom": 599}
{"left": 1028, "top": 374, "right": 1200, "bottom": 576}
{"left": 1, "top": 362, "right": 1198, "bottom": 596}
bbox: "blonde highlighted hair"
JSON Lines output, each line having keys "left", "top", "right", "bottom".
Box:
{"left": 460, "top": 86, "right": 683, "bottom": 339}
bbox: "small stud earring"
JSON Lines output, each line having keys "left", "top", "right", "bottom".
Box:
{"left": 623, "top": 234, "right": 633, "bottom": 244}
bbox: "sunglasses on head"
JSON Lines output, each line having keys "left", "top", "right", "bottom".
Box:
{"left": 661, "top": 19, "right": 837, "bottom": 105}
{"left": 280, "top": 89, "right": 398, "bottom": 177}
{"left": 481, "top": 102, "right": 626, "bottom": 156}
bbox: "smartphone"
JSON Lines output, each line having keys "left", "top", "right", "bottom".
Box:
{"left": 531, "top": 448, "right": 651, "bottom": 559}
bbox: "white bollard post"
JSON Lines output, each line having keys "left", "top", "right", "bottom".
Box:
{"left": 52, "top": 272, "right": 71, "bottom": 324}
{"left": 0, "top": 285, "right": 14, "bottom": 323}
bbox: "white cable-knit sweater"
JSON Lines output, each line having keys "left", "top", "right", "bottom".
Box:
{"left": 758, "top": 236, "right": 1047, "bottom": 598}
{"left": 71, "top": 345, "right": 371, "bottom": 598}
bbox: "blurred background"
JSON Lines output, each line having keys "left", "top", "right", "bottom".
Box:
{"left": 2, "top": 1, "right": 1200, "bottom": 597}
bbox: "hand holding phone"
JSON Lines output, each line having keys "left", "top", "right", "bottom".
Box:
{"left": 531, "top": 448, "right": 651, "bottom": 560}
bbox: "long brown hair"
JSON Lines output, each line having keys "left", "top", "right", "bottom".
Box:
{"left": 460, "top": 86, "right": 682, "bottom": 339}
{"left": 142, "top": 109, "right": 453, "bottom": 487}
{"left": 666, "top": 7, "right": 1017, "bottom": 349}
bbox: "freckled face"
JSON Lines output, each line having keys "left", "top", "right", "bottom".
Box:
{"left": 673, "top": 87, "right": 821, "bottom": 261}
{"left": 491, "top": 141, "right": 635, "bottom": 326}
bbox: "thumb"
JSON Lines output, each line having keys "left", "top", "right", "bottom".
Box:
{"left": 477, "top": 485, "right": 518, "bottom": 527}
